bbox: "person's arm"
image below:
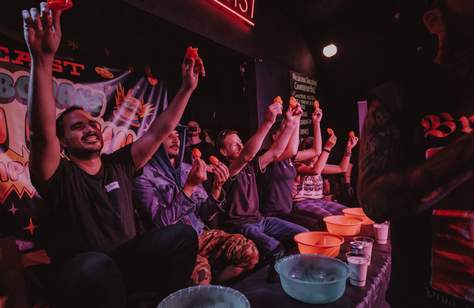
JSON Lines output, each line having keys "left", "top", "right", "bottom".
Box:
{"left": 228, "top": 102, "right": 282, "bottom": 176}
{"left": 259, "top": 105, "right": 300, "bottom": 169}
{"left": 277, "top": 107, "right": 302, "bottom": 161}
{"left": 344, "top": 163, "right": 353, "bottom": 184}
{"left": 24, "top": 6, "right": 62, "bottom": 182}
{"left": 358, "top": 100, "right": 474, "bottom": 222}
{"left": 295, "top": 108, "right": 323, "bottom": 162}
{"left": 314, "top": 108, "right": 323, "bottom": 155}
{"left": 260, "top": 122, "right": 296, "bottom": 169}
{"left": 208, "top": 161, "right": 230, "bottom": 201}
{"left": 131, "top": 57, "right": 204, "bottom": 169}
{"left": 322, "top": 134, "right": 358, "bottom": 174}
{"left": 296, "top": 132, "right": 336, "bottom": 176}
{"left": 196, "top": 162, "right": 229, "bottom": 222}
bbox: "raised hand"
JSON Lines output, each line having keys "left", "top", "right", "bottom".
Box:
{"left": 312, "top": 107, "right": 323, "bottom": 124}
{"left": 346, "top": 134, "right": 359, "bottom": 151}
{"left": 181, "top": 56, "right": 205, "bottom": 91}
{"left": 185, "top": 158, "right": 208, "bottom": 188}
{"left": 292, "top": 103, "right": 303, "bottom": 117}
{"left": 265, "top": 102, "right": 283, "bottom": 124}
{"left": 23, "top": 3, "right": 62, "bottom": 60}
{"left": 325, "top": 131, "right": 337, "bottom": 150}
{"left": 286, "top": 103, "right": 303, "bottom": 123}
{"left": 211, "top": 162, "right": 230, "bottom": 200}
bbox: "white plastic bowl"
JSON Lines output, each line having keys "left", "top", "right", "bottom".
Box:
{"left": 157, "top": 285, "right": 250, "bottom": 308}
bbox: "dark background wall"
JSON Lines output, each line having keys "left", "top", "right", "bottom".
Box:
{"left": 2, "top": 0, "right": 318, "bottom": 140}
{"left": 123, "top": 0, "right": 316, "bottom": 76}
{"left": 122, "top": 0, "right": 317, "bottom": 134}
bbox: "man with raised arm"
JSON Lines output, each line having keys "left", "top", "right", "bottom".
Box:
{"left": 23, "top": 3, "right": 204, "bottom": 307}
{"left": 216, "top": 102, "right": 308, "bottom": 259}
{"left": 134, "top": 129, "right": 259, "bottom": 285}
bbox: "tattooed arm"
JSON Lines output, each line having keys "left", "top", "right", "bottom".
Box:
{"left": 358, "top": 100, "right": 474, "bottom": 222}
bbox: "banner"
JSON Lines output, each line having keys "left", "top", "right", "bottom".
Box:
{"left": 289, "top": 71, "right": 318, "bottom": 139}
{"left": 0, "top": 42, "right": 167, "bottom": 249}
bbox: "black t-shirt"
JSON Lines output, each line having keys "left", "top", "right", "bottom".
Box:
{"left": 184, "top": 141, "right": 215, "bottom": 164}
{"left": 369, "top": 63, "right": 473, "bottom": 307}
{"left": 31, "top": 145, "right": 138, "bottom": 264}
{"left": 223, "top": 158, "right": 264, "bottom": 227}
{"left": 258, "top": 159, "right": 297, "bottom": 216}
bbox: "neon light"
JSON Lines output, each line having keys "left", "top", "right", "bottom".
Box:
{"left": 212, "top": 0, "right": 255, "bottom": 26}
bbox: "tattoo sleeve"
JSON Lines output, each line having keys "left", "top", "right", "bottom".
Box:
{"left": 358, "top": 100, "right": 474, "bottom": 222}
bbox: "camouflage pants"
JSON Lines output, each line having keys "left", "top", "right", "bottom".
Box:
{"left": 191, "top": 229, "right": 259, "bottom": 285}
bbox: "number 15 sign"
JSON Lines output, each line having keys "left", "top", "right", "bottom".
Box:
{"left": 211, "top": 0, "right": 255, "bottom": 26}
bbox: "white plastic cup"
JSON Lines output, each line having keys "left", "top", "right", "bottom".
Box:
{"left": 354, "top": 236, "right": 374, "bottom": 265}
{"left": 373, "top": 222, "right": 389, "bottom": 244}
{"left": 346, "top": 252, "right": 369, "bottom": 287}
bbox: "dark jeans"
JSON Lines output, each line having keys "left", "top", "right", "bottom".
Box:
{"left": 51, "top": 224, "right": 197, "bottom": 308}
{"left": 235, "top": 217, "right": 308, "bottom": 257}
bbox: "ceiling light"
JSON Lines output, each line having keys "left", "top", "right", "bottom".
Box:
{"left": 323, "top": 44, "right": 337, "bottom": 58}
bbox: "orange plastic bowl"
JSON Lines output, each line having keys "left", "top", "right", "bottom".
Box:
{"left": 323, "top": 215, "right": 363, "bottom": 236}
{"left": 294, "top": 232, "right": 344, "bottom": 257}
{"left": 342, "top": 208, "right": 374, "bottom": 225}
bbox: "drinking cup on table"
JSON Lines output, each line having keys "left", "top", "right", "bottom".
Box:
{"left": 346, "top": 252, "right": 369, "bottom": 287}
{"left": 354, "top": 236, "right": 374, "bottom": 265}
{"left": 373, "top": 222, "right": 389, "bottom": 244}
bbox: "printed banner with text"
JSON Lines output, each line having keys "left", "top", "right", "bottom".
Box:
{"left": 289, "top": 71, "right": 317, "bottom": 139}
{"left": 0, "top": 42, "right": 167, "bottom": 249}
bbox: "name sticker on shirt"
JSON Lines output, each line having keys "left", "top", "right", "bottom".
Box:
{"left": 105, "top": 181, "right": 120, "bottom": 192}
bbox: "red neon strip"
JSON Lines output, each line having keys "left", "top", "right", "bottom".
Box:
{"left": 212, "top": 0, "right": 255, "bottom": 26}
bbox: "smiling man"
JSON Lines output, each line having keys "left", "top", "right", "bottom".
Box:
{"left": 23, "top": 3, "right": 204, "bottom": 307}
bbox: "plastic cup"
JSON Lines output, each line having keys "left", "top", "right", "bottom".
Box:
{"left": 346, "top": 252, "right": 369, "bottom": 287}
{"left": 373, "top": 222, "right": 389, "bottom": 244}
{"left": 353, "top": 236, "right": 374, "bottom": 265}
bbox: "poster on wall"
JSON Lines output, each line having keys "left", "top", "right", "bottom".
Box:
{"left": 289, "top": 71, "right": 318, "bottom": 139}
{"left": 0, "top": 41, "right": 167, "bottom": 250}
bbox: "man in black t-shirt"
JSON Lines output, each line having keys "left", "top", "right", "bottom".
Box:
{"left": 358, "top": 1, "right": 474, "bottom": 307}
{"left": 184, "top": 120, "right": 216, "bottom": 164}
{"left": 22, "top": 4, "right": 205, "bottom": 307}
{"left": 217, "top": 102, "right": 308, "bottom": 258}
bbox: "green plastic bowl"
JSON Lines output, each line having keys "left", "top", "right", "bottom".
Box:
{"left": 275, "top": 254, "right": 350, "bottom": 304}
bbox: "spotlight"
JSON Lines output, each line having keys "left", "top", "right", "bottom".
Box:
{"left": 323, "top": 44, "right": 337, "bottom": 58}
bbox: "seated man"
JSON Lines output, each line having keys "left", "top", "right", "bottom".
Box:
{"left": 23, "top": 4, "right": 203, "bottom": 306}
{"left": 217, "top": 102, "right": 308, "bottom": 259}
{"left": 134, "top": 128, "right": 259, "bottom": 285}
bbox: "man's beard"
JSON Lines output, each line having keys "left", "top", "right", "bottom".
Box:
{"left": 67, "top": 145, "right": 102, "bottom": 160}
{"left": 442, "top": 9, "right": 474, "bottom": 80}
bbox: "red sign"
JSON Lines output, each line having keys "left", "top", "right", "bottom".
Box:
{"left": 212, "top": 0, "right": 255, "bottom": 26}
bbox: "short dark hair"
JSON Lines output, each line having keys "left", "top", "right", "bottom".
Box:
{"left": 56, "top": 106, "right": 85, "bottom": 139}
{"left": 216, "top": 129, "right": 238, "bottom": 150}
{"left": 299, "top": 136, "right": 314, "bottom": 151}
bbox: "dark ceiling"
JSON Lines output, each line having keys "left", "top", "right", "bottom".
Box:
{"left": 276, "top": 0, "right": 434, "bottom": 94}
{"left": 268, "top": 0, "right": 436, "bottom": 144}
